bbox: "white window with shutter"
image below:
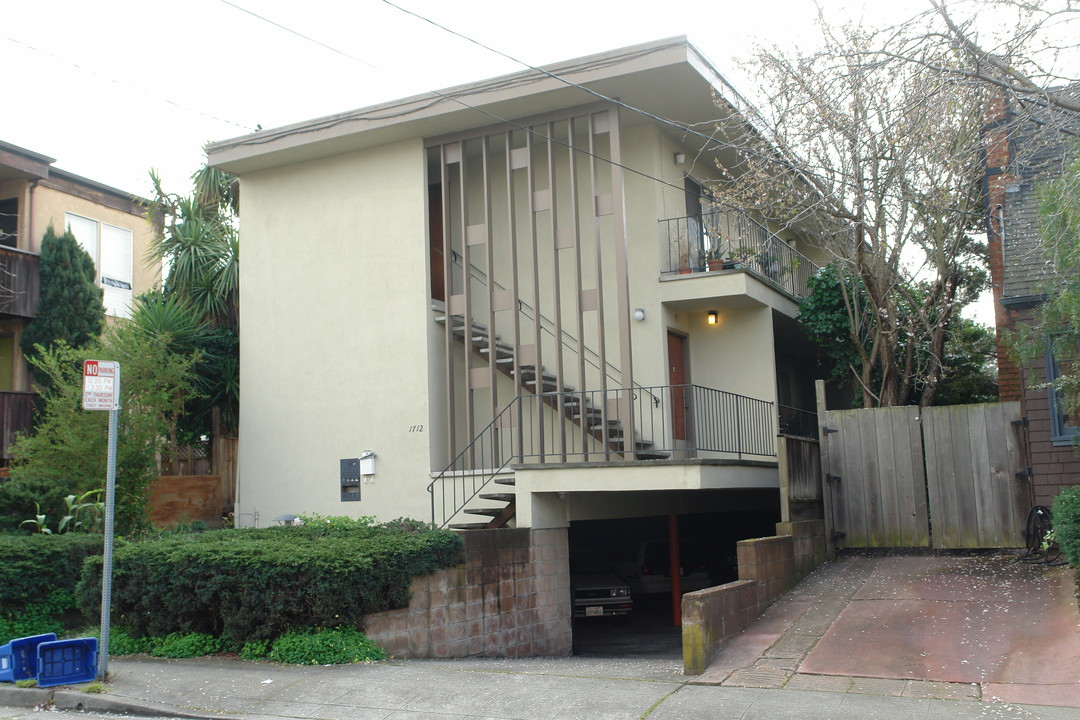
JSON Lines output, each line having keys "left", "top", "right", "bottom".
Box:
{"left": 62, "top": 213, "right": 133, "bottom": 319}
{"left": 100, "top": 223, "right": 133, "bottom": 319}
{"left": 64, "top": 212, "right": 98, "bottom": 266}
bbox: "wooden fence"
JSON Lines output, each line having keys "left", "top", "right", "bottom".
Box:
{"left": 0, "top": 391, "right": 36, "bottom": 462}
{"left": 822, "top": 400, "right": 1027, "bottom": 550}
{"left": 777, "top": 434, "right": 823, "bottom": 523}
{"left": 155, "top": 435, "right": 238, "bottom": 527}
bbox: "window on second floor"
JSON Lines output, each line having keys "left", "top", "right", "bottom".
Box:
{"left": 1047, "top": 336, "right": 1080, "bottom": 445}
{"left": 64, "top": 212, "right": 133, "bottom": 319}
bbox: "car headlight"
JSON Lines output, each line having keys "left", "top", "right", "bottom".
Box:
{"left": 613, "top": 588, "right": 629, "bottom": 597}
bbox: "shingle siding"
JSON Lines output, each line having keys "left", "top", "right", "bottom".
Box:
{"left": 985, "top": 86, "right": 1080, "bottom": 503}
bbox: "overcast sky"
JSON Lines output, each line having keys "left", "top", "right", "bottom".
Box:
{"left": 11, "top": 0, "right": 1014, "bottom": 321}
{"left": 4, "top": 0, "right": 937, "bottom": 197}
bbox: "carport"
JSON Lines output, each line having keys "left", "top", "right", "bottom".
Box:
{"left": 565, "top": 489, "right": 780, "bottom": 654}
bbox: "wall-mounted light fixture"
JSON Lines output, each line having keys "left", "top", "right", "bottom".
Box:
{"left": 633, "top": 308, "right": 646, "bottom": 321}
{"left": 674, "top": 152, "right": 686, "bottom": 166}
{"left": 707, "top": 310, "right": 719, "bottom": 326}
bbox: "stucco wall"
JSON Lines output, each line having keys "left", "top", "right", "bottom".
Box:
{"left": 234, "top": 139, "right": 436, "bottom": 526}
{"left": 30, "top": 183, "right": 159, "bottom": 300}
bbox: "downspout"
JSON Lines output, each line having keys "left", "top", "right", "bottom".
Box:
{"left": 995, "top": 203, "right": 1005, "bottom": 289}
{"left": 27, "top": 180, "right": 39, "bottom": 252}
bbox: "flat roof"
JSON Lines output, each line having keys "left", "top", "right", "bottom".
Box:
{"left": 207, "top": 36, "right": 755, "bottom": 176}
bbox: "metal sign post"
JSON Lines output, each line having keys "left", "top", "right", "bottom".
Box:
{"left": 83, "top": 360, "right": 119, "bottom": 681}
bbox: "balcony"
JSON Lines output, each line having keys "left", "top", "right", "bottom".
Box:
{"left": 0, "top": 391, "right": 35, "bottom": 461}
{"left": 429, "top": 384, "right": 781, "bottom": 527}
{"left": 659, "top": 208, "right": 818, "bottom": 299}
{"left": 0, "top": 247, "right": 39, "bottom": 319}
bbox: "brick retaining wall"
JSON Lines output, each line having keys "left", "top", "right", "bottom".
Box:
{"left": 682, "top": 519, "right": 827, "bottom": 674}
{"left": 363, "top": 527, "right": 572, "bottom": 658}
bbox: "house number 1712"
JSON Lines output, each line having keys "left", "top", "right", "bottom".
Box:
{"left": 408, "top": 425, "right": 424, "bottom": 433}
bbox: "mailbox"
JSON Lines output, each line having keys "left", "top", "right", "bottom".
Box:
{"left": 340, "top": 458, "right": 360, "bottom": 502}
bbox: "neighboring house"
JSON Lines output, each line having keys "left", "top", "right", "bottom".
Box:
{"left": 207, "top": 37, "right": 829, "bottom": 539}
{"left": 0, "top": 141, "right": 160, "bottom": 460}
{"left": 984, "top": 89, "right": 1080, "bottom": 508}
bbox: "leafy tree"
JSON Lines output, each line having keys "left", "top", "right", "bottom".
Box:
{"left": 146, "top": 166, "right": 239, "bottom": 437}
{"left": 0, "top": 320, "right": 198, "bottom": 535}
{"left": 800, "top": 264, "right": 996, "bottom": 407}
{"left": 934, "top": 318, "right": 998, "bottom": 406}
{"left": 20, "top": 225, "right": 104, "bottom": 359}
{"left": 924, "top": 0, "right": 1079, "bottom": 115}
{"left": 712, "top": 13, "right": 987, "bottom": 406}
{"left": 1015, "top": 149, "right": 1080, "bottom": 421}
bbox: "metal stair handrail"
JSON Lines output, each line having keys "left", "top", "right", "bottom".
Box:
{"left": 428, "top": 384, "right": 779, "bottom": 528}
{"left": 448, "top": 252, "right": 662, "bottom": 409}
{"left": 428, "top": 396, "right": 523, "bottom": 529}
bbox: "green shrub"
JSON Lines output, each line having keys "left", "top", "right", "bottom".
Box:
{"left": 269, "top": 627, "right": 385, "bottom": 665}
{"left": 107, "top": 627, "right": 156, "bottom": 656}
{"left": 296, "top": 513, "right": 377, "bottom": 529}
{"left": 0, "top": 589, "right": 76, "bottom": 643}
{"left": 76, "top": 523, "right": 463, "bottom": 644}
{"left": 151, "top": 632, "right": 222, "bottom": 658}
{"left": 0, "top": 534, "right": 104, "bottom": 612}
{"left": 1053, "top": 485, "right": 1080, "bottom": 568}
{"left": 0, "top": 534, "right": 103, "bottom": 643}
{"left": 239, "top": 638, "right": 270, "bottom": 660}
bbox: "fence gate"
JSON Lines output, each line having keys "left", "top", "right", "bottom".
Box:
{"left": 824, "top": 401, "right": 1026, "bottom": 550}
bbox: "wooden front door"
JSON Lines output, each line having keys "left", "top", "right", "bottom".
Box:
{"left": 668, "top": 331, "right": 689, "bottom": 441}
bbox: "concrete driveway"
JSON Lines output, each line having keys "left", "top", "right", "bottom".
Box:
{"left": 694, "top": 551, "right": 1080, "bottom": 709}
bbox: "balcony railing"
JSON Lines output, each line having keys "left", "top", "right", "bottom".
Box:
{"left": 778, "top": 405, "right": 818, "bottom": 439}
{"left": 0, "top": 391, "right": 35, "bottom": 461}
{"left": 428, "top": 384, "right": 777, "bottom": 527}
{"left": 659, "top": 209, "right": 818, "bottom": 299}
{"left": 0, "top": 247, "right": 40, "bottom": 319}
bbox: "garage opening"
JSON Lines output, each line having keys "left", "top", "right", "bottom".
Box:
{"left": 569, "top": 503, "right": 780, "bottom": 657}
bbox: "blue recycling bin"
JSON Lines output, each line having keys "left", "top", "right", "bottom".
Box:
{"left": 36, "top": 637, "right": 98, "bottom": 687}
{"left": 0, "top": 633, "right": 57, "bottom": 682}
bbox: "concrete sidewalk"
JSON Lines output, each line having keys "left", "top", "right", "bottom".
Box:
{"left": 2, "top": 654, "right": 1077, "bottom": 720}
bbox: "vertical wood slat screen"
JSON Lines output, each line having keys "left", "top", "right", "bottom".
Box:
{"left": 428, "top": 105, "right": 633, "bottom": 468}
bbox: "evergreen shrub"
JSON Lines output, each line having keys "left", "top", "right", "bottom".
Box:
{"left": 0, "top": 534, "right": 103, "bottom": 612}
{"left": 76, "top": 523, "right": 463, "bottom": 644}
{"left": 1052, "top": 485, "right": 1080, "bottom": 568}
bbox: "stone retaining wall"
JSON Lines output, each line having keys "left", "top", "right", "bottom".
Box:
{"left": 682, "top": 519, "right": 827, "bottom": 674}
{"left": 363, "top": 527, "right": 572, "bottom": 658}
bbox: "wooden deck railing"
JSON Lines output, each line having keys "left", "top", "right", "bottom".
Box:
{"left": 0, "top": 391, "right": 36, "bottom": 460}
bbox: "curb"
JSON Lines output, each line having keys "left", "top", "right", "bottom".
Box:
{"left": 0, "top": 685, "right": 239, "bottom": 719}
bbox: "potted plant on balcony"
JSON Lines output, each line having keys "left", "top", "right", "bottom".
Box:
{"left": 706, "top": 247, "right": 725, "bottom": 271}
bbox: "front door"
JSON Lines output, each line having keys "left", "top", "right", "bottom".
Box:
{"left": 667, "top": 331, "right": 689, "bottom": 442}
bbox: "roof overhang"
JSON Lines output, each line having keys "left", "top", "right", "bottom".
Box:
{"left": 207, "top": 36, "right": 756, "bottom": 176}
{"left": 0, "top": 140, "right": 54, "bottom": 182}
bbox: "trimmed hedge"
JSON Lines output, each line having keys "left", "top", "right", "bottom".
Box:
{"left": 1053, "top": 485, "right": 1080, "bottom": 568}
{"left": 76, "top": 524, "right": 463, "bottom": 643}
{"left": 0, "top": 534, "right": 104, "bottom": 612}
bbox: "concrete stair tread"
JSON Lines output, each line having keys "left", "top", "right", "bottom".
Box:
{"left": 449, "top": 522, "right": 491, "bottom": 530}
{"left": 464, "top": 507, "right": 504, "bottom": 517}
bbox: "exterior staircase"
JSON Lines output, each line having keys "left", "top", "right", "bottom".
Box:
{"left": 433, "top": 311, "right": 664, "bottom": 529}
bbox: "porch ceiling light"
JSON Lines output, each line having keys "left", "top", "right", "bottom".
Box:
{"left": 674, "top": 152, "right": 686, "bottom": 166}
{"left": 707, "top": 310, "right": 718, "bottom": 326}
